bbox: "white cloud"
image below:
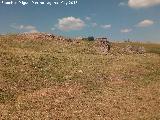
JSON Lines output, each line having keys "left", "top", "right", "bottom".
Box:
{"left": 128, "top": 0, "right": 160, "bottom": 8}
{"left": 119, "top": 2, "right": 127, "bottom": 6}
{"left": 29, "top": 29, "right": 38, "bottom": 33}
{"left": 57, "top": 16, "right": 85, "bottom": 31}
{"left": 121, "top": 28, "right": 132, "bottom": 33}
{"left": 11, "top": 24, "right": 38, "bottom": 33}
{"left": 23, "top": 25, "right": 36, "bottom": 30}
{"left": 137, "top": 19, "right": 154, "bottom": 27}
{"left": 51, "top": 27, "right": 56, "bottom": 31}
{"left": 91, "top": 22, "right": 97, "bottom": 27}
{"left": 100, "top": 24, "right": 111, "bottom": 29}
{"left": 85, "top": 17, "right": 91, "bottom": 21}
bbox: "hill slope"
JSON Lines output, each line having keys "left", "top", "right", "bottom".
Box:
{"left": 0, "top": 34, "right": 160, "bottom": 119}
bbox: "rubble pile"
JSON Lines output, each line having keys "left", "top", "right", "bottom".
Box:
{"left": 122, "top": 45, "right": 146, "bottom": 54}
{"left": 4, "top": 33, "right": 147, "bottom": 55}
{"left": 94, "top": 40, "right": 111, "bottom": 54}
{"left": 18, "top": 33, "right": 55, "bottom": 40}
{"left": 18, "top": 33, "right": 73, "bottom": 42}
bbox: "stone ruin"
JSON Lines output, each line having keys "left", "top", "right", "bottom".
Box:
{"left": 94, "top": 38, "right": 111, "bottom": 54}
{"left": 15, "top": 33, "right": 146, "bottom": 55}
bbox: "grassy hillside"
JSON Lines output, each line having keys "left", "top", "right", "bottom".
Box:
{"left": 0, "top": 35, "right": 160, "bottom": 119}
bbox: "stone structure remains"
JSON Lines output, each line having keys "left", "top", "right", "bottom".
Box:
{"left": 19, "top": 33, "right": 55, "bottom": 40}
{"left": 17, "top": 32, "right": 73, "bottom": 42}
{"left": 95, "top": 37, "right": 111, "bottom": 52}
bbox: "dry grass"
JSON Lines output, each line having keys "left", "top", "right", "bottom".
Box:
{"left": 0, "top": 35, "right": 160, "bottom": 119}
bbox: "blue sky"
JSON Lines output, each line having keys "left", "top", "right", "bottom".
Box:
{"left": 0, "top": 0, "right": 160, "bottom": 42}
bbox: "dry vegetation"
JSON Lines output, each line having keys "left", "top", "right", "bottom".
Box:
{"left": 0, "top": 34, "right": 160, "bottom": 119}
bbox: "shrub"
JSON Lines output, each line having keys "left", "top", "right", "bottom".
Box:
{"left": 87, "top": 36, "right": 94, "bottom": 41}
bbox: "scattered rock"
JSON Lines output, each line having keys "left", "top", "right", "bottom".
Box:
{"left": 122, "top": 45, "right": 146, "bottom": 54}
{"left": 17, "top": 33, "right": 75, "bottom": 43}
{"left": 18, "top": 32, "right": 55, "bottom": 40}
